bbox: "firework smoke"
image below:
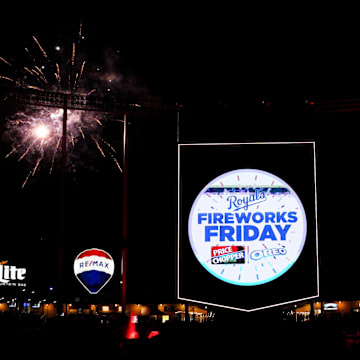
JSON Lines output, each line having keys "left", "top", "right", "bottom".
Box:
{"left": 4, "top": 106, "right": 122, "bottom": 188}
{"left": 1, "top": 22, "right": 125, "bottom": 187}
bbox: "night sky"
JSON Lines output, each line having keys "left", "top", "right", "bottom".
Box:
{"left": 1, "top": 8, "right": 360, "bottom": 309}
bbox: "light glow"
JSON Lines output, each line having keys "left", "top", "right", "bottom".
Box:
{"left": 33, "top": 124, "right": 50, "bottom": 140}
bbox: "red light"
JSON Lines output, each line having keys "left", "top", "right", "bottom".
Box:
{"left": 126, "top": 329, "right": 139, "bottom": 340}
{"left": 125, "top": 311, "right": 139, "bottom": 340}
{"left": 148, "top": 330, "right": 160, "bottom": 339}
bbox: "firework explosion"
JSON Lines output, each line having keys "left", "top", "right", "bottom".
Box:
{"left": 0, "top": 21, "right": 90, "bottom": 93}
{"left": 4, "top": 107, "right": 122, "bottom": 188}
{"left": 0, "top": 22, "right": 123, "bottom": 188}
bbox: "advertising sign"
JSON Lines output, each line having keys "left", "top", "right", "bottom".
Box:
{"left": 0, "top": 259, "right": 27, "bottom": 288}
{"left": 0, "top": 260, "right": 26, "bottom": 287}
{"left": 74, "top": 248, "right": 115, "bottom": 294}
{"left": 188, "top": 168, "right": 307, "bottom": 286}
{"left": 178, "top": 142, "right": 319, "bottom": 311}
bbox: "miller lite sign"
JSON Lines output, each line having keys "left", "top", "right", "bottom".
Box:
{"left": 74, "top": 249, "right": 114, "bottom": 294}
{"left": 0, "top": 260, "right": 26, "bottom": 287}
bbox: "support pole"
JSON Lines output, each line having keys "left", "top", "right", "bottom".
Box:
{"left": 57, "top": 94, "right": 67, "bottom": 312}
{"left": 121, "top": 113, "right": 128, "bottom": 312}
{"left": 60, "top": 94, "right": 68, "bottom": 241}
{"left": 176, "top": 103, "right": 180, "bottom": 143}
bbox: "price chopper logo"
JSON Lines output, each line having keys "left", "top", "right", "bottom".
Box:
{"left": 74, "top": 249, "right": 114, "bottom": 294}
{"left": 188, "top": 169, "right": 307, "bottom": 286}
{"left": 0, "top": 260, "right": 26, "bottom": 286}
{"left": 211, "top": 246, "right": 245, "bottom": 264}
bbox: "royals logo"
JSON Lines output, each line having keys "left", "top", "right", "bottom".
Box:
{"left": 74, "top": 249, "right": 114, "bottom": 294}
{"left": 226, "top": 189, "right": 267, "bottom": 211}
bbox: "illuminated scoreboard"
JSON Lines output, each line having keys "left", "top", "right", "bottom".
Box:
{"left": 178, "top": 142, "right": 319, "bottom": 312}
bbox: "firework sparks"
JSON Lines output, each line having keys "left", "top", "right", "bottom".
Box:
{"left": 55, "top": 63, "right": 61, "bottom": 86}
{"left": 32, "top": 35, "right": 47, "bottom": 58}
{"left": 0, "top": 56, "right": 13, "bottom": 67}
{"left": 91, "top": 136, "right": 106, "bottom": 157}
{"left": 5, "top": 106, "right": 122, "bottom": 185}
{"left": 0, "top": 76, "right": 14, "bottom": 82}
{"left": 72, "top": 43, "right": 76, "bottom": 67}
{"left": 1, "top": 23, "right": 123, "bottom": 187}
{"left": 1, "top": 21, "right": 101, "bottom": 94}
{"left": 49, "top": 137, "right": 61, "bottom": 175}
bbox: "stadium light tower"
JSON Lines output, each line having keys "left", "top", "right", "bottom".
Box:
{"left": 1, "top": 86, "right": 174, "bottom": 312}
{"left": 2, "top": 87, "right": 130, "bottom": 310}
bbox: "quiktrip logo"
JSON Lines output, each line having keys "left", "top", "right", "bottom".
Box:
{"left": 188, "top": 169, "right": 307, "bottom": 286}
{"left": 74, "top": 249, "right": 114, "bottom": 294}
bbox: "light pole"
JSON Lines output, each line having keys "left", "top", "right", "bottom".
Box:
{"left": 121, "top": 113, "right": 128, "bottom": 312}
{"left": 56, "top": 94, "right": 67, "bottom": 313}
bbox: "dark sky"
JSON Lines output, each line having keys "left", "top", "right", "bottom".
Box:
{"left": 2, "top": 7, "right": 360, "bottom": 99}
{"left": 1, "top": 8, "right": 360, "bottom": 308}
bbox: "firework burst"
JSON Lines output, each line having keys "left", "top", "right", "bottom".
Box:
{"left": 1, "top": 22, "right": 123, "bottom": 187}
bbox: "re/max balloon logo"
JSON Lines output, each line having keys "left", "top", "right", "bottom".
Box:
{"left": 74, "top": 249, "right": 114, "bottom": 294}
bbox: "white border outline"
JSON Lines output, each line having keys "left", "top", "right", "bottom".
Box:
{"left": 177, "top": 141, "right": 319, "bottom": 312}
